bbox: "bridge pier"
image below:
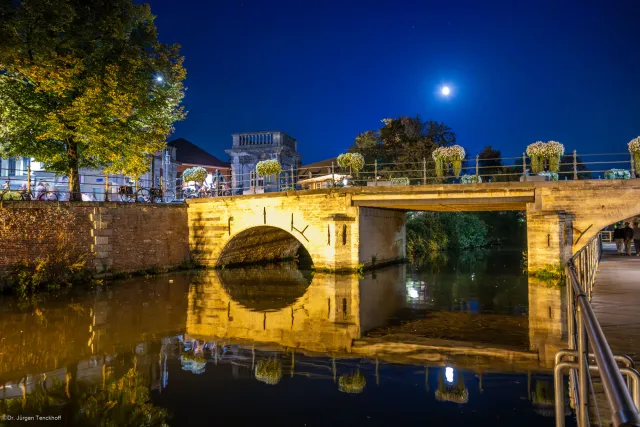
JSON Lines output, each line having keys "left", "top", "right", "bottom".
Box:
{"left": 526, "top": 209, "right": 574, "bottom": 272}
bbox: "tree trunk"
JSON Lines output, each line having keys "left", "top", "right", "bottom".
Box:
{"left": 67, "top": 139, "right": 81, "bottom": 201}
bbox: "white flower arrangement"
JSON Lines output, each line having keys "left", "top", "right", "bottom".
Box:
{"left": 381, "top": 118, "right": 393, "bottom": 126}
{"left": 604, "top": 169, "right": 631, "bottom": 180}
{"left": 537, "top": 171, "right": 559, "bottom": 181}
{"left": 526, "top": 141, "right": 565, "bottom": 173}
{"left": 390, "top": 177, "right": 410, "bottom": 186}
{"left": 460, "top": 175, "right": 482, "bottom": 184}
{"left": 182, "top": 166, "right": 208, "bottom": 183}
{"left": 432, "top": 145, "right": 466, "bottom": 177}
{"left": 256, "top": 159, "right": 282, "bottom": 176}
{"left": 629, "top": 137, "right": 640, "bottom": 173}
{"left": 336, "top": 153, "right": 365, "bottom": 173}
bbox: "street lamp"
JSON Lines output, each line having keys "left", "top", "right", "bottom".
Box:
{"left": 164, "top": 149, "right": 170, "bottom": 190}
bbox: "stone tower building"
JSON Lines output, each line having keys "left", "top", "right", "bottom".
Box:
{"left": 226, "top": 131, "right": 301, "bottom": 192}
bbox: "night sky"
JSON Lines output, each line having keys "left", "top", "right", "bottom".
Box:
{"left": 147, "top": 0, "right": 640, "bottom": 164}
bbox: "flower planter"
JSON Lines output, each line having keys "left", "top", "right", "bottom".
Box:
{"left": 433, "top": 145, "right": 466, "bottom": 177}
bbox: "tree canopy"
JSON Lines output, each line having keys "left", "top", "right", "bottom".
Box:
{"left": 350, "top": 116, "right": 455, "bottom": 177}
{"left": 0, "top": 0, "right": 186, "bottom": 198}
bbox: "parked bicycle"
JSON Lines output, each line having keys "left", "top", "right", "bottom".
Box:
{"left": 138, "top": 187, "right": 176, "bottom": 203}
{"left": 118, "top": 185, "right": 175, "bottom": 203}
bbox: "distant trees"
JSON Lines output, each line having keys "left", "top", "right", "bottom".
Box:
{"left": 350, "top": 116, "right": 456, "bottom": 177}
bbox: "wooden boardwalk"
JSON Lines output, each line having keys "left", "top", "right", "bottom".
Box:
{"left": 592, "top": 250, "right": 640, "bottom": 359}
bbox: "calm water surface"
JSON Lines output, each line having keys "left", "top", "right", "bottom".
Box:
{"left": 0, "top": 249, "right": 572, "bottom": 426}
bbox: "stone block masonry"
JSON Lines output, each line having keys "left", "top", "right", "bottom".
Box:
{"left": 0, "top": 202, "right": 189, "bottom": 277}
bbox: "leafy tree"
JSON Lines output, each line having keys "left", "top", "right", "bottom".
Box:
{"left": 350, "top": 116, "right": 455, "bottom": 179}
{"left": 478, "top": 145, "right": 502, "bottom": 178}
{"left": 0, "top": 0, "right": 186, "bottom": 199}
{"left": 559, "top": 154, "right": 591, "bottom": 179}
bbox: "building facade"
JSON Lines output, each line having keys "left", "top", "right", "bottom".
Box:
{"left": 225, "top": 131, "right": 301, "bottom": 193}
{"left": 0, "top": 149, "right": 177, "bottom": 201}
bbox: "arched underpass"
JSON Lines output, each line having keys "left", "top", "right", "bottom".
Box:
{"left": 216, "top": 226, "right": 313, "bottom": 268}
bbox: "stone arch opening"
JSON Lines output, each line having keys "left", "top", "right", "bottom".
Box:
{"left": 217, "top": 226, "right": 313, "bottom": 268}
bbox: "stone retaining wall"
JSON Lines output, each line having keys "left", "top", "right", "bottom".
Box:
{"left": 0, "top": 202, "right": 189, "bottom": 277}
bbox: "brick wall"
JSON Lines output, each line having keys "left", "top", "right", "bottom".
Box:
{"left": 0, "top": 202, "right": 189, "bottom": 277}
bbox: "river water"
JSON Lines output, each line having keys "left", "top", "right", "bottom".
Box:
{"left": 0, "top": 249, "right": 573, "bottom": 426}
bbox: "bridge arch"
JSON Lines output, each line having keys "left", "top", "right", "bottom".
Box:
{"left": 217, "top": 225, "right": 313, "bottom": 268}
{"left": 573, "top": 203, "right": 640, "bottom": 252}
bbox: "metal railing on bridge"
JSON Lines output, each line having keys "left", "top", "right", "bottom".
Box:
{"left": 1, "top": 151, "right": 638, "bottom": 203}
{"left": 555, "top": 235, "right": 640, "bottom": 427}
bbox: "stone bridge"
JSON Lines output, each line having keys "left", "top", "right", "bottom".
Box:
{"left": 187, "top": 180, "right": 640, "bottom": 272}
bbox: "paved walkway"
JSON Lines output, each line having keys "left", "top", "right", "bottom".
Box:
{"left": 592, "top": 250, "right": 640, "bottom": 359}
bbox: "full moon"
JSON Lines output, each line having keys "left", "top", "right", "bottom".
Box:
{"left": 441, "top": 86, "right": 451, "bottom": 96}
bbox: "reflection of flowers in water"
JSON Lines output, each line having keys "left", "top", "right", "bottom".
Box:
{"left": 436, "top": 369, "right": 468, "bottom": 404}
{"left": 532, "top": 380, "right": 555, "bottom": 417}
{"left": 255, "top": 359, "right": 282, "bottom": 385}
{"left": 180, "top": 354, "right": 207, "bottom": 375}
{"left": 338, "top": 370, "right": 366, "bottom": 394}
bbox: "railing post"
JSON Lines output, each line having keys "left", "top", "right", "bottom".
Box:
{"left": 27, "top": 162, "right": 31, "bottom": 195}
{"left": 522, "top": 152, "right": 527, "bottom": 179}
{"left": 475, "top": 154, "right": 479, "bottom": 179}
{"left": 422, "top": 158, "right": 427, "bottom": 185}
{"left": 331, "top": 162, "right": 335, "bottom": 188}
{"left": 105, "top": 173, "right": 110, "bottom": 202}
{"left": 374, "top": 159, "right": 377, "bottom": 186}
{"left": 573, "top": 149, "right": 578, "bottom": 180}
{"left": 631, "top": 152, "right": 636, "bottom": 179}
{"left": 577, "top": 305, "right": 590, "bottom": 427}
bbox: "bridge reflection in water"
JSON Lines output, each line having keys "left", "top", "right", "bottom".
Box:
{"left": 186, "top": 265, "right": 566, "bottom": 373}
{"left": 0, "top": 262, "right": 571, "bottom": 426}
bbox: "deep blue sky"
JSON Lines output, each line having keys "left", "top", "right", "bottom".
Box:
{"left": 148, "top": 0, "right": 640, "bottom": 164}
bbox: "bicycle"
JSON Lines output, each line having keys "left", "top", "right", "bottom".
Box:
{"left": 140, "top": 187, "right": 176, "bottom": 203}
{"left": 118, "top": 185, "right": 138, "bottom": 202}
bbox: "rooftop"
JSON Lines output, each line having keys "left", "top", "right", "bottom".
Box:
{"left": 168, "top": 138, "right": 230, "bottom": 169}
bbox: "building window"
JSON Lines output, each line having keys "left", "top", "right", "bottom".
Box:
{"left": 8, "top": 158, "right": 16, "bottom": 176}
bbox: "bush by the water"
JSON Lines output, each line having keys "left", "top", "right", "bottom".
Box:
{"left": 406, "top": 211, "right": 525, "bottom": 263}
{"left": 406, "top": 212, "right": 488, "bottom": 260}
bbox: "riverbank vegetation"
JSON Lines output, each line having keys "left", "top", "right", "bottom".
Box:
{"left": 406, "top": 211, "right": 526, "bottom": 263}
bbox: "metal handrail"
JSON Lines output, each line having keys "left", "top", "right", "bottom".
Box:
{"left": 558, "top": 235, "right": 640, "bottom": 427}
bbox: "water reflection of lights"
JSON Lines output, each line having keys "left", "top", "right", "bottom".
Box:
{"left": 406, "top": 279, "right": 427, "bottom": 300}
{"left": 445, "top": 367, "right": 454, "bottom": 384}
